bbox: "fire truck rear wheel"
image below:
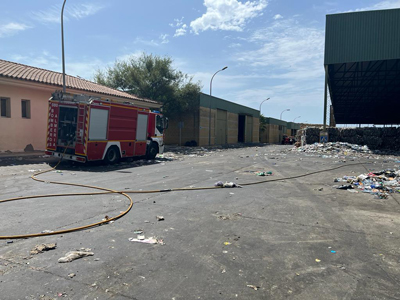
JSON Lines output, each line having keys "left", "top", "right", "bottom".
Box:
{"left": 146, "top": 142, "right": 158, "bottom": 160}
{"left": 104, "top": 146, "right": 120, "bottom": 164}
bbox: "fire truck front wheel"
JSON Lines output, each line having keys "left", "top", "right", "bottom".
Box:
{"left": 104, "top": 146, "right": 120, "bottom": 164}
{"left": 146, "top": 142, "right": 158, "bottom": 160}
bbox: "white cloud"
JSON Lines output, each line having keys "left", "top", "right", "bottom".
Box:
{"left": 235, "top": 18, "right": 325, "bottom": 79}
{"left": 174, "top": 24, "right": 188, "bottom": 37}
{"left": 10, "top": 51, "right": 104, "bottom": 80}
{"left": 68, "top": 4, "right": 103, "bottom": 19}
{"left": 170, "top": 17, "right": 185, "bottom": 28}
{"left": 160, "top": 34, "right": 170, "bottom": 44}
{"left": 228, "top": 43, "right": 242, "bottom": 48}
{"left": 343, "top": 0, "right": 400, "bottom": 12}
{"left": 273, "top": 14, "right": 283, "bottom": 20}
{"left": 0, "top": 22, "right": 31, "bottom": 38}
{"left": 190, "top": 0, "right": 268, "bottom": 33}
{"left": 221, "top": 17, "right": 326, "bottom": 119}
{"left": 32, "top": 3, "right": 104, "bottom": 24}
{"left": 32, "top": 6, "right": 61, "bottom": 23}
{"left": 116, "top": 51, "right": 143, "bottom": 62}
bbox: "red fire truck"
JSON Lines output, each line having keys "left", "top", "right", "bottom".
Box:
{"left": 45, "top": 91, "right": 167, "bottom": 163}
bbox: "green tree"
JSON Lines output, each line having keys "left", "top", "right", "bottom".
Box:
{"left": 94, "top": 53, "right": 202, "bottom": 118}
{"left": 259, "top": 114, "right": 268, "bottom": 133}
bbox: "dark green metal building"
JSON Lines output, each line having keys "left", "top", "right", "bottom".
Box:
{"left": 324, "top": 8, "right": 400, "bottom": 125}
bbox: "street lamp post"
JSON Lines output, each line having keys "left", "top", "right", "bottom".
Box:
{"left": 209, "top": 66, "right": 228, "bottom": 146}
{"left": 259, "top": 98, "right": 270, "bottom": 114}
{"left": 293, "top": 116, "right": 301, "bottom": 122}
{"left": 280, "top": 109, "right": 290, "bottom": 120}
{"left": 61, "top": 0, "right": 67, "bottom": 93}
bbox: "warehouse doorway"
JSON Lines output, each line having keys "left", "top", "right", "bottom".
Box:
{"left": 238, "top": 115, "right": 245, "bottom": 143}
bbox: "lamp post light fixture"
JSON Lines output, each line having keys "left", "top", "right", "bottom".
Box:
{"left": 293, "top": 116, "right": 301, "bottom": 123}
{"left": 259, "top": 97, "right": 270, "bottom": 114}
{"left": 209, "top": 66, "right": 228, "bottom": 146}
{"left": 280, "top": 108, "right": 290, "bottom": 120}
{"left": 61, "top": 0, "right": 67, "bottom": 93}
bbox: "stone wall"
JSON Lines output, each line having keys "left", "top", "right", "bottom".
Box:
{"left": 303, "top": 127, "right": 400, "bottom": 151}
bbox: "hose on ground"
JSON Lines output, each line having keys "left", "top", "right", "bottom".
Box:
{"left": 0, "top": 155, "right": 368, "bottom": 239}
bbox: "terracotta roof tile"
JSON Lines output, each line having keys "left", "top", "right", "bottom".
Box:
{"left": 0, "top": 59, "right": 159, "bottom": 105}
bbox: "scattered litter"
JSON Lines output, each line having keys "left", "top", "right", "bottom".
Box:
{"left": 128, "top": 237, "right": 163, "bottom": 244}
{"left": 134, "top": 230, "right": 144, "bottom": 234}
{"left": 144, "top": 220, "right": 150, "bottom": 223}
{"left": 315, "top": 259, "right": 321, "bottom": 262}
{"left": 41, "top": 230, "right": 54, "bottom": 233}
{"left": 137, "top": 235, "right": 145, "bottom": 240}
{"left": 256, "top": 171, "right": 273, "bottom": 176}
{"left": 30, "top": 243, "right": 57, "bottom": 255}
{"left": 291, "top": 142, "right": 372, "bottom": 158}
{"left": 58, "top": 249, "right": 94, "bottom": 263}
{"left": 156, "top": 216, "right": 164, "bottom": 221}
{"left": 331, "top": 250, "right": 336, "bottom": 253}
{"left": 224, "top": 182, "right": 240, "bottom": 188}
{"left": 336, "top": 185, "right": 353, "bottom": 190}
{"left": 6, "top": 241, "right": 13, "bottom": 244}
{"left": 334, "top": 169, "right": 400, "bottom": 199}
{"left": 68, "top": 273, "right": 76, "bottom": 278}
{"left": 214, "top": 181, "right": 241, "bottom": 188}
{"left": 223, "top": 251, "right": 228, "bottom": 254}
{"left": 224, "top": 242, "right": 231, "bottom": 246}
{"left": 247, "top": 285, "right": 259, "bottom": 290}
{"left": 221, "top": 269, "right": 226, "bottom": 273}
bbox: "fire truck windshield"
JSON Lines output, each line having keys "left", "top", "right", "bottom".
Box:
{"left": 156, "top": 115, "right": 167, "bottom": 133}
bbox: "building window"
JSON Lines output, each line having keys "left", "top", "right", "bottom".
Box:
{"left": 278, "top": 125, "right": 283, "bottom": 130}
{"left": 21, "top": 99, "right": 31, "bottom": 119}
{"left": 1, "top": 97, "right": 11, "bottom": 118}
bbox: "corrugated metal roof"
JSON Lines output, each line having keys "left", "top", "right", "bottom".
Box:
{"left": 200, "top": 93, "right": 260, "bottom": 117}
{"left": 0, "top": 59, "right": 159, "bottom": 105}
{"left": 325, "top": 8, "right": 400, "bottom": 65}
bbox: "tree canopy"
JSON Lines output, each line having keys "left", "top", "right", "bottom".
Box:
{"left": 94, "top": 53, "right": 202, "bottom": 118}
{"left": 259, "top": 114, "right": 268, "bottom": 133}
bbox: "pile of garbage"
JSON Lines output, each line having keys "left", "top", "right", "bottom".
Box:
{"left": 334, "top": 169, "right": 400, "bottom": 199}
{"left": 293, "top": 142, "right": 372, "bottom": 158}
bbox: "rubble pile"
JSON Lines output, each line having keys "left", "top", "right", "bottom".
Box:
{"left": 291, "top": 142, "right": 373, "bottom": 159}
{"left": 334, "top": 169, "right": 400, "bottom": 199}
{"left": 303, "top": 127, "right": 400, "bottom": 151}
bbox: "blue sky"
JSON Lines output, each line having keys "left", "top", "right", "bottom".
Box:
{"left": 1, "top": 0, "right": 399, "bottom": 123}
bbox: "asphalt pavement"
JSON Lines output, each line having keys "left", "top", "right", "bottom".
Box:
{"left": 0, "top": 145, "right": 399, "bottom": 300}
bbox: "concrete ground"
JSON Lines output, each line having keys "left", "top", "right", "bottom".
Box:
{"left": 0, "top": 145, "right": 399, "bottom": 300}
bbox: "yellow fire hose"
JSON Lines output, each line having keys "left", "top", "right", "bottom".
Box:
{"left": 0, "top": 152, "right": 367, "bottom": 239}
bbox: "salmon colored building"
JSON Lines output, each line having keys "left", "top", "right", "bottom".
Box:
{"left": 0, "top": 59, "right": 161, "bottom": 152}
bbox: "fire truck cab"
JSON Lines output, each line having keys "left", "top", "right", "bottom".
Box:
{"left": 45, "top": 91, "right": 167, "bottom": 163}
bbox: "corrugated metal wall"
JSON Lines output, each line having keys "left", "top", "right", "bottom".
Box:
{"left": 325, "top": 9, "right": 400, "bottom": 64}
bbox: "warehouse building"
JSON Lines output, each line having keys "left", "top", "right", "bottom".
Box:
{"left": 324, "top": 8, "right": 400, "bottom": 126}
{"left": 259, "top": 118, "right": 300, "bottom": 144}
{"left": 165, "top": 93, "right": 260, "bottom": 146}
